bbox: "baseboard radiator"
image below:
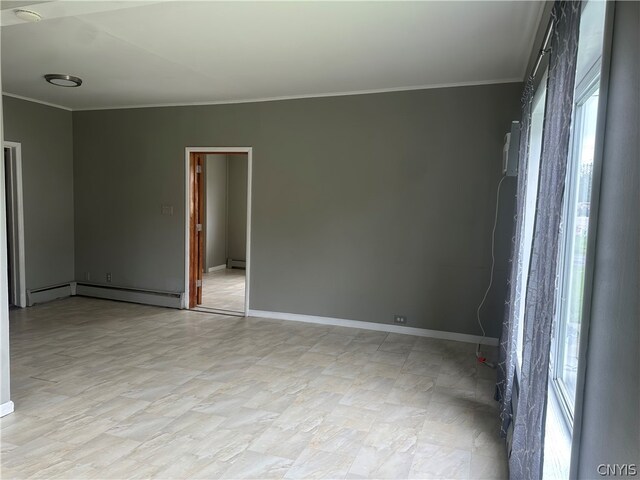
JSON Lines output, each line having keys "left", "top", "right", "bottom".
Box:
{"left": 27, "top": 282, "right": 75, "bottom": 306}
{"left": 227, "top": 258, "right": 246, "bottom": 269}
{"left": 24, "top": 281, "right": 182, "bottom": 309}
{"left": 74, "top": 283, "right": 183, "bottom": 309}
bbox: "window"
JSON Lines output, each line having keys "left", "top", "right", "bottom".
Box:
{"left": 543, "top": 3, "right": 606, "bottom": 478}
{"left": 552, "top": 84, "right": 599, "bottom": 421}
{"left": 516, "top": 72, "right": 547, "bottom": 368}
{"left": 549, "top": 0, "right": 606, "bottom": 426}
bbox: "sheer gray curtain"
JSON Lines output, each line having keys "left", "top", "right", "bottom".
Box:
{"left": 509, "top": 2, "right": 582, "bottom": 479}
{"left": 495, "top": 79, "right": 534, "bottom": 437}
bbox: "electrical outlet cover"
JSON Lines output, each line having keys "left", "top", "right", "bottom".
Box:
{"left": 394, "top": 315, "right": 407, "bottom": 324}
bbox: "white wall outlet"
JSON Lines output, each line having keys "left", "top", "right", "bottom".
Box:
{"left": 106, "top": 273, "right": 112, "bottom": 283}
{"left": 393, "top": 315, "right": 407, "bottom": 325}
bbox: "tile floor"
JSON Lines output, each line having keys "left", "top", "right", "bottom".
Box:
{"left": 200, "top": 269, "right": 246, "bottom": 313}
{"left": 1, "top": 297, "right": 507, "bottom": 479}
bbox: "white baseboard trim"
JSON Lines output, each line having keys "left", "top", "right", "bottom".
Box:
{"left": 207, "top": 265, "right": 227, "bottom": 273}
{"left": 227, "top": 259, "right": 246, "bottom": 269}
{"left": 76, "top": 284, "right": 182, "bottom": 309}
{"left": 0, "top": 401, "right": 15, "bottom": 417}
{"left": 247, "top": 309, "right": 498, "bottom": 346}
{"left": 27, "top": 283, "right": 73, "bottom": 306}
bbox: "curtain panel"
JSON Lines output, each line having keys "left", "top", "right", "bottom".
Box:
{"left": 495, "top": 78, "right": 534, "bottom": 437}
{"left": 498, "top": 1, "right": 583, "bottom": 479}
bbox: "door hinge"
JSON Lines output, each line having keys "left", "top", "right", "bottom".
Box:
{"left": 196, "top": 279, "right": 202, "bottom": 287}
{"left": 196, "top": 165, "right": 202, "bottom": 174}
{"left": 196, "top": 223, "right": 202, "bottom": 232}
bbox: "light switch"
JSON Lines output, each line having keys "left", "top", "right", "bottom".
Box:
{"left": 161, "top": 205, "right": 174, "bottom": 216}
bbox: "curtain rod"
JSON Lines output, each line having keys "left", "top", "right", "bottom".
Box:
{"left": 528, "top": 18, "right": 554, "bottom": 82}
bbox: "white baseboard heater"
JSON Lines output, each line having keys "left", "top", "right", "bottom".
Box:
{"left": 75, "top": 283, "right": 183, "bottom": 309}
{"left": 27, "top": 282, "right": 75, "bottom": 306}
{"left": 226, "top": 258, "right": 246, "bottom": 269}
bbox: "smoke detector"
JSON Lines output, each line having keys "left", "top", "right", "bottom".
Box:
{"left": 14, "top": 9, "right": 42, "bottom": 22}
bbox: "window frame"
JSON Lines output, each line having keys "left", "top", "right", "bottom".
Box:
{"left": 550, "top": 59, "right": 602, "bottom": 428}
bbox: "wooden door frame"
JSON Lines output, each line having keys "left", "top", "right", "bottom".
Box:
{"left": 184, "top": 147, "right": 252, "bottom": 315}
{"left": 3, "top": 142, "right": 26, "bottom": 308}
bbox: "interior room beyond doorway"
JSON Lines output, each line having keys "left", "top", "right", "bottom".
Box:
{"left": 202, "top": 152, "right": 247, "bottom": 313}
{"left": 187, "top": 149, "right": 250, "bottom": 315}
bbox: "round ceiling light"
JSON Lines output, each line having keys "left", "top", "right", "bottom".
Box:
{"left": 14, "top": 9, "right": 42, "bottom": 22}
{"left": 44, "top": 74, "right": 83, "bottom": 88}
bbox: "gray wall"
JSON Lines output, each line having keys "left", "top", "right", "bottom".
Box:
{"left": 73, "top": 83, "right": 521, "bottom": 337}
{"left": 574, "top": 1, "right": 639, "bottom": 476}
{"left": 205, "top": 154, "right": 227, "bottom": 269}
{"left": 227, "top": 154, "right": 247, "bottom": 262}
{"left": 3, "top": 96, "right": 75, "bottom": 290}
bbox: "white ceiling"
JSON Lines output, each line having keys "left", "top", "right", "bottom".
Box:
{"left": 0, "top": 1, "right": 543, "bottom": 111}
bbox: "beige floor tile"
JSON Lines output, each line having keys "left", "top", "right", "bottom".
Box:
{"left": 190, "top": 458, "right": 234, "bottom": 480}
{"left": 436, "top": 372, "right": 479, "bottom": 392}
{"left": 221, "top": 450, "right": 294, "bottom": 479}
{"left": 93, "top": 458, "right": 163, "bottom": 479}
{"left": 62, "top": 433, "right": 141, "bottom": 468}
{"left": 349, "top": 445, "right": 414, "bottom": 479}
{"left": 28, "top": 461, "right": 99, "bottom": 480}
{"left": 364, "top": 422, "right": 420, "bottom": 455}
{"left": 376, "top": 403, "right": 429, "bottom": 430}
{"left": 322, "top": 361, "right": 365, "bottom": 379}
{"left": 2, "top": 437, "right": 74, "bottom": 475}
{"left": 249, "top": 426, "right": 314, "bottom": 460}
{"left": 308, "top": 422, "right": 368, "bottom": 457}
{"left": 218, "top": 407, "right": 279, "bottom": 435}
{"left": 323, "top": 404, "right": 377, "bottom": 432}
{"left": 409, "top": 442, "right": 472, "bottom": 479}
{"left": 339, "top": 386, "right": 387, "bottom": 411}
{"left": 378, "top": 339, "right": 416, "bottom": 355}
{"left": 200, "top": 268, "right": 245, "bottom": 312}
{"left": 403, "top": 350, "right": 444, "bottom": 377}
{"left": 243, "top": 389, "right": 297, "bottom": 413}
{"left": 387, "top": 373, "right": 436, "bottom": 409}
{"left": 1, "top": 415, "right": 64, "bottom": 446}
{"left": 306, "top": 374, "right": 354, "bottom": 394}
{"left": 273, "top": 404, "right": 329, "bottom": 434}
{"left": 161, "top": 410, "right": 226, "bottom": 438}
{"left": 151, "top": 453, "right": 221, "bottom": 478}
{"left": 190, "top": 393, "right": 249, "bottom": 416}
{"left": 46, "top": 414, "right": 116, "bottom": 445}
{"left": 284, "top": 447, "right": 355, "bottom": 479}
{"left": 470, "top": 452, "right": 509, "bottom": 479}
{"left": 470, "top": 412, "right": 505, "bottom": 458}
{"left": 106, "top": 412, "right": 175, "bottom": 442}
{"left": 192, "top": 428, "right": 254, "bottom": 462}
{"left": 3, "top": 297, "right": 507, "bottom": 479}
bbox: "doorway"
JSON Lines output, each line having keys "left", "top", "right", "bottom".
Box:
{"left": 185, "top": 147, "right": 252, "bottom": 316}
{"left": 3, "top": 142, "right": 26, "bottom": 308}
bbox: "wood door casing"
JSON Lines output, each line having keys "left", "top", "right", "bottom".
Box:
{"left": 188, "top": 153, "right": 205, "bottom": 308}
{"left": 196, "top": 154, "right": 204, "bottom": 305}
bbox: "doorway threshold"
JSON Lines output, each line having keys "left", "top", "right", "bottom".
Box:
{"left": 191, "top": 306, "right": 245, "bottom": 317}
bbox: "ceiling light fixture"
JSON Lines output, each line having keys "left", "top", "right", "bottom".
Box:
{"left": 14, "top": 9, "right": 42, "bottom": 22}
{"left": 44, "top": 74, "right": 83, "bottom": 87}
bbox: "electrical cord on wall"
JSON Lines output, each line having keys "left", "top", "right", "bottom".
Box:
{"left": 476, "top": 175, "right": 506, "bottom": 369}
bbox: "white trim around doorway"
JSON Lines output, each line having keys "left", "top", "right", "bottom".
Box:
{"left": 184, "top": 147, "right": 252, "bottom": 316}
{"left": 3, "top": 141, "right": 27, "bottom": 308}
